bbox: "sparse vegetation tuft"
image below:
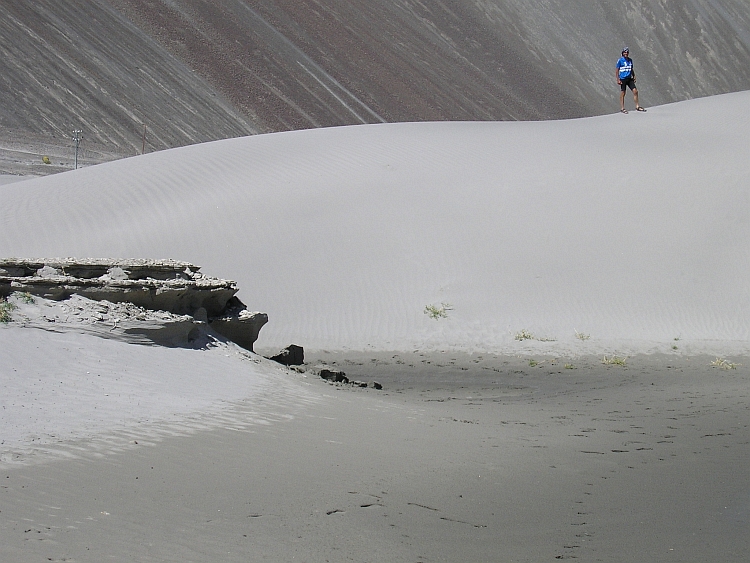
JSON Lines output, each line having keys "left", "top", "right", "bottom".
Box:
{"left": 574, "top": 330, "right": 590, "bottom": 341}
{"left": 602, "top": 355, "right": 626, "bottom": 366}
{"left": 514, "top": 329, "right": 556, "bottom": 342}
{"left": 424, "top": 302, "right": 452, "bottom": 320}
{"left": 710, "top": 357, "right": 740, "bottom": 370}
{"left": 564, "top": 363, "right": 576, "bottom": 369}
{"left": 529, "top": 359, "right": 539, "bottom": 367}
{"left": 16, "top": 291, "right": 35, "bottom": 304}
{"left": 515, "top": 329, "right": 534, "bottom": 341}
{"left": 0, "top": 298, "right": 16, "bottom": 323}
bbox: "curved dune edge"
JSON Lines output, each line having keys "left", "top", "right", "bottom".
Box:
{"left": 2, "top": 92, "right": 749, "bottom": 356}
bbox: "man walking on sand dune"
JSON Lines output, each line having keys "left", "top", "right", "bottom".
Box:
{"left": 616, "top": 48, "right": 645, "bottom": 113}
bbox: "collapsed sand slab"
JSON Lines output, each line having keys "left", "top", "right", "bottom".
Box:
{"left": 0, "top": 258, "right": 267, "bottom": 351}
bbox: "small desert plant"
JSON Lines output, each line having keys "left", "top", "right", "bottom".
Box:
{"left": 15, "top": 291, "right": 35, "bottom": 304}
{"left": 424, "top": 302, "right": 452, "bottom": 320}
{"left": 602, "top": 355, "right": 626, "bottom": 366}
{"left": 564, "top": 363, "right": 576, "bottom": 369}
{"left": 0, "top": 298, "right": 16, "bottom": 323}
{"left": 710, "top": 357, "right": 740, "bottom": 370}
{"left": 42, "top": 156, "right": 51, "bottom": 164}
{"left": 574, "top": 330, "right": 590, "bottom": 341}
{"left": 529, "top": 359, "right": 539, "bottom": 367}
{"left": 515, "top": 329, "right": 534, "bottom": 341}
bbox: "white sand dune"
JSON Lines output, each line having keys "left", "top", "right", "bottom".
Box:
{"left": 2, "top": 93, "right": 750, "bottom": 562}
{"left": 2, "top": 92, "right": 749, "bottom": 357}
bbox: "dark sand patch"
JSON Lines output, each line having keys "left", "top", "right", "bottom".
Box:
{"left": 1, "top": 352, "right": 748, "bottom": 562}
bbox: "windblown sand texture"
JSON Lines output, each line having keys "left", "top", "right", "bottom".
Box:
{"left": 3, "top": 93, "right": 749, "bottom": 355}
{"left": 1, "top": 91, "right": 750, "bottom": 561}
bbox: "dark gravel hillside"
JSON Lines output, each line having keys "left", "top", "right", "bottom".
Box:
{"left": 2, "top": 0, "right": 749, "bottom": 176}
{"left": 0, "top": 0, "right": 257, "bottom": 174}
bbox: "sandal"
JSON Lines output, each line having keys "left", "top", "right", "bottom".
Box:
{"left": 636, "top": 106, "right": 647, "bottom": 112}
{"left": 620, "top": 108, "right": 628, "bottom": 114}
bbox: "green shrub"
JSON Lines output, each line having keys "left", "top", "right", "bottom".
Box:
{"left": 515, "top": 329, "right": 534, "bottom": 341}
{"left": 602, "top": 355, "right": 626, "bottom": 366}
{"left": 0, "top": 299, "right": 16, "bottom": 323}
{"left": 16, "top": 291, "right": 35, "bottom": 304}
{"left": 424, "top": 303, "right": 452, "bottom": 320}
{"left": 711, "top": 357, "right": 740, "bottom": 370}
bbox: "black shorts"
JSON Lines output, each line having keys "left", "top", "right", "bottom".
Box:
{"left": 620, "top": 77, "right": 636, "bottom": 92}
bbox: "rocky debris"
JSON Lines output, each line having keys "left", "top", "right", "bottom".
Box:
{"left": 0, "top": 258, "right": 266, "bottom": 351}
{"left": 318, "top": 368, "right": 349, "bottom": 384}
{"left": 291, "top": 363, "right": 382, "bottom": 390}
{"left": 267, "top": 344, "right": 305, "bottom": 366}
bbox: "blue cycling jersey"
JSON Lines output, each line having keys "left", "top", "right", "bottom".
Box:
{"left": 617, "top": 56, "right": 633, "bottom": 80}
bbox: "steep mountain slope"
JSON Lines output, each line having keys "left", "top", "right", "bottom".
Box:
{"left": 1, "top": 0, "right": 749, "bottom": 174}
{"left": 0, "top": 1, "right": 256, "bottom": 163}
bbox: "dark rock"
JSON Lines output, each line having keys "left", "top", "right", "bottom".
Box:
{"left": 268, "top": 344, "right": 304, "bottom": 366}
{"left": 318, "top": 369, "right": 349, "bottom": 384}
{"left": 370, "top": 381, "right": 383, "bottom": 390}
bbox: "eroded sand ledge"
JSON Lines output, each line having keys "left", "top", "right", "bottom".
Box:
{"left": 1, "top": 258, "right": 268, "bottom": 351}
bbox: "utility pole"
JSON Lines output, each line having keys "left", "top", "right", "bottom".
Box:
{"left": 72, "top": 129, "right": 82, "bottom": 169}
